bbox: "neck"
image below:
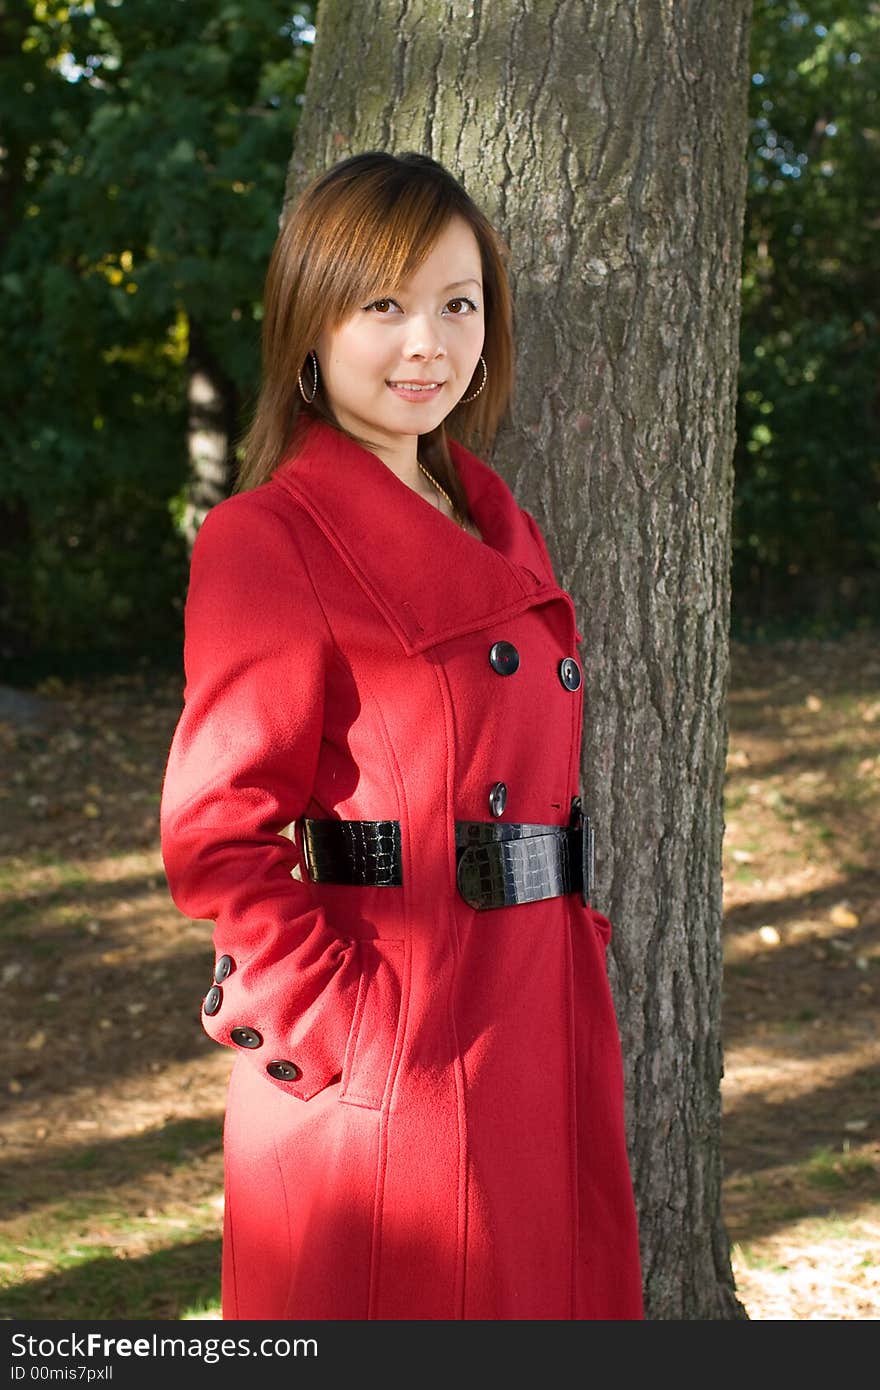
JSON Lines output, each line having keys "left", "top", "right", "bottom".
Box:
{"left": 325, "top": 415, "right": 447, "bottom": 509}
{"left": 361, "top": 436, "right": 442, "bottom": 505}
{"left": 351, "top": 432, "right": 421, "bottom": 492}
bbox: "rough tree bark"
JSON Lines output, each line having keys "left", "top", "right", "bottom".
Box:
{"left": 288, "top": 0, "right": 753, "bottom": 1319}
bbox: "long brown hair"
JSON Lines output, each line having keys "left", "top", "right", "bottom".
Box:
{"left": 235, "top": 152, "right": 515, "bottom": 515}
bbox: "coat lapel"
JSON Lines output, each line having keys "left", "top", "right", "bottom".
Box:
{"left": 271, "top": 416, "right": 577, "bottom": 655}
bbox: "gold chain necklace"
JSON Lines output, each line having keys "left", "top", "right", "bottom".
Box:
{"left": 417, "top": 461, "right": 465, "bottom": 527}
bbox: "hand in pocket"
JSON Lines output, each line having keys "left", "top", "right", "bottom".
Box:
{"left": 339, "top": 939, "right": 405, "bottom": 1110}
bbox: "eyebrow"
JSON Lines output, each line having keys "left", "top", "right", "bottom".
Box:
{"left": 372, "top": 276, "right": 483, "bottom": 299}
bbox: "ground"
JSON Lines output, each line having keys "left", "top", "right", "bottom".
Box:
{"left": 0, "top": 630, "right": 877, "bottom": 1320}
{"left": 718, "top": 630, "right": 879, "bottom": 1319}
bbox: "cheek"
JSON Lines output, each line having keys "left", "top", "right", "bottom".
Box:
{"left": 333, "top": 329, "right": 389, "bottom": 378}
{"left": 464, "top": 319, "right": 486, "bottom": 355}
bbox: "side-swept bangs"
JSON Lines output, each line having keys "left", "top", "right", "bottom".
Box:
{"left": 237, "top": 152, "right": 514, "bottom": 505}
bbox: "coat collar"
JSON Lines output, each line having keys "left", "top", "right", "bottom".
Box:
{"left": 271, "top": 416, "right": 578, "bottom": 655}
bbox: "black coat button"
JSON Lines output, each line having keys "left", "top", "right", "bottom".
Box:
{"left": 489, "top": 641, "right": 520, "bottom": 676}
{"left": 559, "top": 656, "right": 582, "bottom": 691}
{"left": 203, "top": 985, "right": 223, "bottom": 1017}
{"left": 230, "top": 1025, "right": 263, "bottom": 1049}
{"left": 214, "top": 954, "right": 234, "bottom": 983}
{"left": 266, "top": 1060, "right": 301, "bottom": 1082}
{"left": 488, "top": 781, "right": 508, "bottom": 817}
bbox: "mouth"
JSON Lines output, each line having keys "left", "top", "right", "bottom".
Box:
{"left": 386, "top": 380, "right": 445, "bottom": 399}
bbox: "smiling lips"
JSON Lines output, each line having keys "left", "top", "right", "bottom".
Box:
{"left": 387, "top": 380, "right": 444, "bottom": 400}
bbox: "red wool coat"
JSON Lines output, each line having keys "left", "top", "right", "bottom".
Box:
{"left": 160, "top": 415, "right": 643, "bottom": 1320}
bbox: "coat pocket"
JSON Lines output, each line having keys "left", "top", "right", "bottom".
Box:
{"left": 338, "top": 939, "right": 404, "bottom": 1110}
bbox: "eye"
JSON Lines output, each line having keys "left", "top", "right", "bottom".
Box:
{"left": 445, "top": 297, "right": 479, "bottom": 315}
{"left": 364, "top": 298, "right": 399, "bottom": 314}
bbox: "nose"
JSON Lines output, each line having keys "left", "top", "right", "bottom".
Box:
{"left": 402, "top": 312, "right": 446, "bottom": 360}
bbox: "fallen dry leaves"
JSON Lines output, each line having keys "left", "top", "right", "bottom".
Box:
{"left": 0, "top": 631, "right": 878, "bottom": 1319}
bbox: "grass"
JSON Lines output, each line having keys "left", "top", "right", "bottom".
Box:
{"left": 732, "top": 1244, "right": 790, "bottom": 1274}
{"left": 2, "top": 635, "right": 879, "bottom": 1320}
{"left": 0, "top": 1197, "right": 223, "bottom": 1320}
{"left": 804, "top": 1146, "right": 877, "bottom": 1191}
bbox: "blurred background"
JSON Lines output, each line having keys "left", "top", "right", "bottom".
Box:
{"left": 0, "top": 0, "right": 877, "bottom": 1322}
{"left": 0, "top": 0, "right": 877, "bottom": 679}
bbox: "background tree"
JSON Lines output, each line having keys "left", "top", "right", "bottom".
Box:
{"left": 2, "top": 0, "right": 876, "bottom": 1320}
{"left": 290, "top": 0, "right": 752, "bottom": 1319}
{"left": 3, "top": 3, "right": 876, "bottom": 675}
{"left": 736, "top": 0, "right": 880, "bottom": 636}
{"left": 0, "top": 0, "right": 315, "bottom": 671}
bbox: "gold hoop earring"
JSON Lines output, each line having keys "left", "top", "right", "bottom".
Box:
{"left": 459, "top": 355, "right": 487, "bottom": 404}
{"left": 298, "top": 350, "right": 318, "bottom": 404}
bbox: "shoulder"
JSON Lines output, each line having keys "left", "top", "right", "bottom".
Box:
{"left": 447, "top": 434, "right": 557, "bottom": 584}
{"left": 446, "top": 434, "right": 537, "bottom": 525}
{"left": 191, "top": 482, "right": 310, "bottom": 571}
{"left": 446, "top": 434, "right": 525, "bottom": 526}
{"left": 185, "top": 484, "right": 324, "bottom": 630}
{"left": 446, "top": 435, "right": 506, "bottom": 501}
{"left": 195, "top": 482, "right": 302, "bottom": 542}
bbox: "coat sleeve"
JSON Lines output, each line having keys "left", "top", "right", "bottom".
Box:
{"left": 159, "top": 493, "right": 362, "bottom": 1100}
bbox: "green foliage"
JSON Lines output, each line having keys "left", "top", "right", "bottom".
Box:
{"left": 735, "top": 1, "right": 880, "bottom": 637}
{"left": 0, "top": 0, "right": 315, "bottom": 671}
{"left": 2, "top": 1, "right": 877, "bottom": 667}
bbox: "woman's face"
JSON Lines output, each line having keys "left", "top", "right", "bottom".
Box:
{"left": 313, "top": 214, "right": 485, "bottom": 465}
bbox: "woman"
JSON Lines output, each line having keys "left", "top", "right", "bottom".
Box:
{"left": 160, "top": 151, "right": 643, "bottom": 1320}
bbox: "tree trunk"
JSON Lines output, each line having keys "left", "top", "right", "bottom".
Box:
{"left": 290, "top": 0, "right": 752, "bottom": 1319}
{"left": 182, "top": 321, "right": 239, "bottom": 546}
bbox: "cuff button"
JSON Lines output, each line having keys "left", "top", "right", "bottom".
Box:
{"left": 214, "top": 954, "right": 234, "bottom": 983}
{"left": 266, "top": 1060, "right": 301, "bottom": 1082}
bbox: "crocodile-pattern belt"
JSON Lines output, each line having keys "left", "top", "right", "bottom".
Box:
{"left": 455, "top": 803, "right": 594, "bottom": 910}
{"left": 301, "top": 818, "right": 403, "bottom": 887}
{"left": 301, "top": 799, "right": 594, "bottom": 909}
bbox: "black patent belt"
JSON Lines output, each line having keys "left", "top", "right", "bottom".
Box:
{"left": 300, "top": 798, "right": 594, "bottom": 910}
